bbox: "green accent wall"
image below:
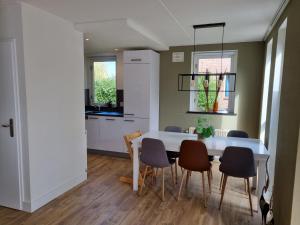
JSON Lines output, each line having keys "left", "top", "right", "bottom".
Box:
{"left": 159, "top": 42, "right": 265, "bottom": 138}
{"left": 265, "top": 0, "right": 300, "bottom": 224}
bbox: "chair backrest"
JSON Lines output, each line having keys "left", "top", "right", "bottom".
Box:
{"left": 178, "top": 140, "right": 211, "bottom": 172}
{"left": 220, "top": 146, "right": 256, "bottom": 178}
{"left": 165, "top": 126, "right": 182, "bottom": 133}
{"left": 227, "top": 130, "right": 249, "bottom": 138}
{"left": 123, "top": 131, "right": 142, "bottom": 160}
{"left": 140, "top": 138, "right": 170, "bottom": 168}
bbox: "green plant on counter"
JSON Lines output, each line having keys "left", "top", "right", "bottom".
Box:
{"left": 195, "top": 118, "right": 215, "bottom": 138}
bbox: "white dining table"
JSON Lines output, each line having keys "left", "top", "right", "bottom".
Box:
{"left": 131, "top": 131, "right": 269, "bottom": 209}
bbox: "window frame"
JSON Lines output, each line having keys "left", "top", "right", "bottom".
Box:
{"left": 89, "top": 56, "right": 117, "bottom": 106}
{"left": 189, "top": 50, "right": 238, "bottom": 114}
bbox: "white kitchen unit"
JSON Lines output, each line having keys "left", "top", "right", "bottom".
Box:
{"left": 85, "top": 50, "right": 160, "bottom": 153}
{"left": 85, "top": 115, "right": 149, "bottom": 152}
{"left": 123, "top": 50, "right": 160, "bottom": 131}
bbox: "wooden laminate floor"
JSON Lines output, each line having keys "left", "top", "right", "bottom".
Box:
{"left": 0, "top": 153, "right": 261, "bottom": 225}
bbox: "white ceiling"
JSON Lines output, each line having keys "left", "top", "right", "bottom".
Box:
{"left": 22, "top": 0, "right": 283, "bottom": 53}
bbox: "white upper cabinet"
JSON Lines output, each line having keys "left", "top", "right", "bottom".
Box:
{"left": 123, "top": 50, "right": 153, "bottom": 64}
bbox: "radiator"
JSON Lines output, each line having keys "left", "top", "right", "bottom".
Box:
{"left": 214, "top": 129, "right": 229, "bottom": 137}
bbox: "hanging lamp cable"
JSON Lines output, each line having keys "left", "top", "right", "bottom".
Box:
{"left": 192, "top": 27, "right": 196, "bottom": 80}
{"left": 221, "top": 24, "right": 225, "bottom": 75}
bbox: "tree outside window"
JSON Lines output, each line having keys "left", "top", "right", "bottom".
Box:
{"left": 93, "top": 61, "right": 116, "bottom": 105}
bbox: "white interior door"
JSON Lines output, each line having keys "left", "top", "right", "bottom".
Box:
{"left": 0, "top": 39, "right": 21, "bottom": 210}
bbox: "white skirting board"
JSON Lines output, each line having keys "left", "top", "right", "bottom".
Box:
{"left": 22, "top": 172, "right": 87, "bottom": 213}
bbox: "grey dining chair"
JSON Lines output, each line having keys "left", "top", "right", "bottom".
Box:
{"left": 227, "top": 130, "right": 249, "bottom": 138}
{"left": 165, "top": 126, "right": 182, "bottom": 133}
{"left": 219, "top": 130, "right": 250, "bottom": 190}
{"left": 165, "top": 126, "right": 182, "bottom": 183}
{"left": 139, "top": 138, "right": 176, "bottom": 201}
{"left": 219, "top": 146, "right": 257, "bottom": 216}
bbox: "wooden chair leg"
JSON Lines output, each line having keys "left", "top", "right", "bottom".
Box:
{"left": 210, "top": 169, "right": 213, "bottom": 180}
{"left": 246, "top": 178, "right": 253, "bottom": 216}
{"left": 177, "top": 169, "right": 186, "bottom": 201}
{"left": 185, "top": 171, "right": 190, "bottom": 188}
{"left": 219, "top": 173, "right": 224, "bottom": 190}
{"left": 201, "top": 172, "right": 207, "bottom": 207}
{"left": 170, "top": 165, "right": 175, "bottom": 186}
{"left": 207, "top": 170, "right": 212, "bottom": 193}
{"left": 219, "top": 174, "right": 228, "bottom": 210}
{"left": 162, "top": 168, "right": 165, "bottom": 201}
{"left": 139, "top": 166, "right": 148, "bottom": 196}
{"left": 175, "top": 160, "right": 178, "bottom": 184}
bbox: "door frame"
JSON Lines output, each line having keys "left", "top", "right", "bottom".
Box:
{"left": 0, "top": 38, "right": 23, "bottom": 210}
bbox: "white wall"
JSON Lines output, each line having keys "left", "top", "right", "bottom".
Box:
{"left": 291, "top": 128, "right": 300, "bottom": 225}
{"left": 21, "top": 2, "right": 87, "bottom": 211}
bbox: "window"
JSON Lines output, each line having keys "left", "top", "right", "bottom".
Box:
{"left": 268, "top": 18, "right": 287, "bottom": 191}
{"left": 91, "top": 57, "right": 117, "bottom": 105}
{"left": 259, "top": 39, "right": 273, "bottom": 144}
{"left": 189, "top": 51, "right": 237, "bottom": 113}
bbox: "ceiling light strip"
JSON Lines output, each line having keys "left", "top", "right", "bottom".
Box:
{"left": 263, "top": 0, "right": 290, "bottom": 40}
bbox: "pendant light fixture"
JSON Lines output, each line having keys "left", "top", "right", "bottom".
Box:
{"left": 178, "top": 22, "right": 236, "bottom": 93}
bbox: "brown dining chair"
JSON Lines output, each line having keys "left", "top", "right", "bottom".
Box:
{"left": 177, "top": 140, "right": 212, "bottom": 207}
{"left": 119, "top": 131, "right": 152, "bottom": 189}
{"left": 165, "top": 126, "right": 182, "bottom": 183}
{"left": 219, "top": 146, "right": 257, "bottom": 216}
{"left": 139, "top": 138, "right": 176, "bottom": 201}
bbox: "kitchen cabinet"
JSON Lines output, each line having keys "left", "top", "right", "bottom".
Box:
{"left": 85, "top": 115, "right": 150, "bottom": 153}
{"left": 85, "top": 115, "right": 100, "bottom": 150}
{"left": 99, "top": 117, "right": 124, "bottom": 152}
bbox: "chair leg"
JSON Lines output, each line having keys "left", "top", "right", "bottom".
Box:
{"left": 244, "top": 179, "right": 247, "bottom": 193}
{"left": 246, "top": 178, "right": 253, "bottom": 216}
{"left": 175, "top": 160, "right": 178, "bottom": 184}
{"left": 185, "top": 171, "right": 190, "bottom": 188}
{"left": 177, "top": 169, "right": 186, "bottom": 201}
{"left": 207, "top": 171, "right": 212, "bottom": 193}
{"left": 201, "top": 172, "right": 207, "bottom": 207}
{"left": 210, "top": 169, "right": 213, "bottom": 180}
{"left": 219, "top": 174, "right": 228, "bottom": 210}
{"left": 139, "top": 166, "right": 148, "bottom": 196}
{"left": 170, "top": 165, "right": 175, "bottom": 186}
{"left": 219, "top": 173, "right": 224, "bottom": 190}
{"left": 162, "top": 168, "right": 165, "bottom": 201}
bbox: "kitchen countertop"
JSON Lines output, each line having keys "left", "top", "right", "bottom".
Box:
{"left": 85, "top": 111, "right": 124, "bottom": 117}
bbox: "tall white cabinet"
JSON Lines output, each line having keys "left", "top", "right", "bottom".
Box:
{"left": 123, "top": 50, "right": 160, "bottom": 131}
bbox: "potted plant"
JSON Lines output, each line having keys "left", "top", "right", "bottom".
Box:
{"left": 195, "top": 118, "right": 215, "bottom": 139}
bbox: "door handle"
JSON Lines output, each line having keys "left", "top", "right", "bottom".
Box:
{"left": 1, "top": 119, "right": 14, "bottom": 137}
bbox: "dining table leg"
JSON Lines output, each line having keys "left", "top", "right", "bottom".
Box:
{"left": 257, "top": 159, "right": 267, "bottom": 211}
{"left": 252, "top": 160, "right": 258, "bottom": 189}
{"left": 132, "top": 142, "right": 140, "bottom": 191}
